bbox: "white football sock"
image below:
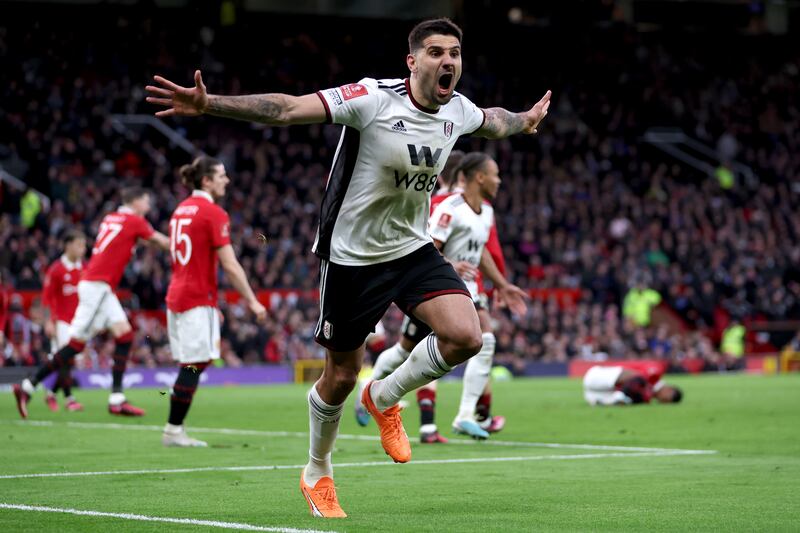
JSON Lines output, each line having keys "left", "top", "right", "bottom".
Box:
{"left": 371, "top": 343, "right": 411, "bottom": 380}
{"left": 164, "top": 423, "right": 183, "bottom": 435}
{"left": 370, "top": 334, "right": 452, "bottom": 412}
{"left": 456, "top": 333, "right": 495, "bottom": 421}
{"left": 21, "top": 378, "right": 35, "bottom": 396}
{"left": 108, "top": 392, "right": 126, "bottom": 405}
{"left": 304, "top": 383, "right": 343, "bottom": 486}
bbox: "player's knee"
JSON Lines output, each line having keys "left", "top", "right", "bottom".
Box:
{"left": 439, "top": 326, "right": 483, "bottom": 360}
{"left": 110, "top": 321, "right": 132, "bottom": 338}
{"left": 328, "top": 364, "right": 359, "bottom": 395}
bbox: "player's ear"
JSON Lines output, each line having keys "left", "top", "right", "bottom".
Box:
{"left": 407, "top": 53, "right": 417, "bottom": 74}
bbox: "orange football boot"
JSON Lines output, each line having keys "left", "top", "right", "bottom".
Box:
{"left": 361, "top": 381, "right": 411, "bottom": 463}
{"left": 300, "top": 469, "right": 347, "bottom": 518}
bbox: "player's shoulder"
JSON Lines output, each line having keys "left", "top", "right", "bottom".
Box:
{"left": 451, "top": 89, "right": 476, "bottom": 104}
{"left": 46, "top": 259, "right": 63, "bottom": 274}
{"left": 123, "top": 212, "right": 148, "bottom": 225}
{"left": 374, "top": 77, "right": 407, "bottom": 98}
{"left": 440, "top": 193, "right": 465, "bottom": 208}
{"left": 207, "top": 202, "right": 229, "bottom": 219}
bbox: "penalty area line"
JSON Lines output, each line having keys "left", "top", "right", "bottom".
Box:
{"left": 0, "top": 503, "right": 336, "bottom": 533}
{"left": 2, "top": 419, "right": 713, "bottom": 454}
{"left": 0, "top": 450, "right": 716, "bottom": 480}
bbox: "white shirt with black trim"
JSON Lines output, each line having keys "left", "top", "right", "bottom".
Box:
{"left": 314, "top": 77, "right": 485, "bottom": 266}
{"left": 428, "top": 194, "right": 494, "bottom": 299}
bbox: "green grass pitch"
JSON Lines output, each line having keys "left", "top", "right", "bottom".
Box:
{"left": 0, "top": 373, "right": 798, "bottom": 532}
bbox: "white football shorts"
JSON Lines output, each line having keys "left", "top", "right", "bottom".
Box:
{"left": 69, "top": 281, "right": 128, "bottom": 341}
{"left": 582, "top": 365, "right": 628, "bottom": 406}
{"left": 168, "top": 306, "right": 221, "bottom": 364}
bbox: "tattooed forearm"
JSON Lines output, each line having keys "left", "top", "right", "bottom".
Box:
{"left": 206, "top": 93, "right": 290, "bottom": 124}
{"left": 478, "top": 107, "right": 528, "bottom": 139}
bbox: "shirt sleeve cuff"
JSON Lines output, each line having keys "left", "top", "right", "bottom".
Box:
{"left": 316, "top": 91, "right": 332, "bottom": 124}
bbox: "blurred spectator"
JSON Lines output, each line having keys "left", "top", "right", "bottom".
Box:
{"left": 19, "top": 187, "right": 41, "bottom": 229}
{"left": 623, "top": 281, "right": 662, "bottom": 328}
{"left": 1, "top": 6, "right": 798, "bottom": 369}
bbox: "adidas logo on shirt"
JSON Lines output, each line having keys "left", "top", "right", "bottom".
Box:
{"left": 391, "top": 120, "right": 407, "bottom": 132}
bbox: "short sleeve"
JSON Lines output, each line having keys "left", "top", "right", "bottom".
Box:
{"left": 210, "top": 209, "right": 231, "bottom": 248}
{"left": 460, "top": 94, "right": 486, "bottom": 136}
{"left": 316, "top": 78, "right": 380, "bottom": 130}
{"left": 138, "top": 216, "right": 155, "bottom": 240}
{"left": 429, "top": 202, "right": 456, "bottom": 244}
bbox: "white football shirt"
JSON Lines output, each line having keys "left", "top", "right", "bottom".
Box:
{"left": 428, "top": 194, "right": 494, "bottom": 299}
{"left": 313, "top": 78, "right": 485, "bottom": 265}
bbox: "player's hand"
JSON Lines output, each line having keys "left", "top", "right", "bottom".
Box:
{"left": 523, "top": 90, "right": 552, "bottom": 134}
{"left": 248, "top": 299, "right": 267, "bottom": 323}
{"left": 44, "top": 320, "right": 55, "bottom": 339}
{"left": 146, "top": 70, "right": 208, "bottom": 118}
{"left": 453, "top": 261, "right": 478, "bottom": 281}
{"left": 496, "top": 283, "right": 529, "bottom": 317}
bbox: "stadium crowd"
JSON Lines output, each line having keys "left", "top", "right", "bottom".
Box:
{"left": 1, "top": 6, "right": 799, "bottom": 371}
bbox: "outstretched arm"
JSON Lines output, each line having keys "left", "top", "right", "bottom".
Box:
{"left": 146, "top": 70, "right": 327, "bottom": 126}
{"left": 475, "top": 90, "right": 552, "bottom": 139}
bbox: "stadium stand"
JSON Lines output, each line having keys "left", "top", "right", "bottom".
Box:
{"left": 1, "top": 4, "right": 799, "bottom": 372}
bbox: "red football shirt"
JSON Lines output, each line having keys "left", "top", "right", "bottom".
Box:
{"left": 166, "top": 191, "right": 231, "bottom": 313}
{"left": 430, "top": 188, "right": 506, "bottom": 292}
{"left": 82, "top": 207, "right": 155, "bottom": 289}
{"left": 618, "top": 360, "right": 668, "bottom": 387}
{"left": 43, "top": 256, "right": 83, "bottom": 323}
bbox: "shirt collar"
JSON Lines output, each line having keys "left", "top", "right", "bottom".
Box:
{"left": 117, "top": 206, "right": 135, "bottom": 215}
{"left": 192, "top": 190, "right": 215, "bottom": 203}
{"left": 60, "top": 255, "right": 82, "bottom": 270}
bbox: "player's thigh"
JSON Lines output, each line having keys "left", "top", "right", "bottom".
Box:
{"left": 53, "top": 321, "right": 71, "bottom": 351}
{"left": 101, "top": 294, "right": 131, "bottom": 337}
{"left": 314, "top": 259, "right": 400, "bottom": 353}
{"left": 169, "top": 307, "right": 220, "bottom": 364}
{"left": 69, "top": 281, "right": 109, "bottom": 340}
{"left": 413, "top": 293, "right": 481, "bottom": 345}
{"left": 393, "top": 243, "right": 481, "bottom": 348}
{"left": 583, "top": 366, "right": 618, "bottom": 391}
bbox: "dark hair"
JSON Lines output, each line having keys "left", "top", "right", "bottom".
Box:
{"left": 120, "top": 186, "right": 148, "bottom": 205}
{"left": 439, "top": 150, "right": 465, "bottom": 189}
{"left": 671, "top": 387, "right": 683, "bottom": 403}
{"left": 63, "top": 229, "right": 86, "bottom": 245}
{"left": 180, "top": 156, "right": 223, "bottom": 190}
{"left": 453, "top": 152, "right": 492, "bottom": 183}
{"left": 408, "top": 18, "right": 463, "bottom": 53}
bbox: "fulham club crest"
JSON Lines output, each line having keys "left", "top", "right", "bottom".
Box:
{"left": 443, "top": 121, "right": 453, "bottom": 139}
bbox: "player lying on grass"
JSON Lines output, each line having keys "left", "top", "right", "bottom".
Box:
{"left": 147, "top": 17, "right": 550, "bottom": 518}
{"left": 357, "top": 152, "right": 523, "bottom": 442}
{"left": 583, "top": 362, "right": 683, "bottom": 406}
{"left": 14, "top": 187, "right": 170, "bottom": 418}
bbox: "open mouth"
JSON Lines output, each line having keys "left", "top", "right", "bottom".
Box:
{"left": 437, "top": 73, "right": 454, "bottom": 96}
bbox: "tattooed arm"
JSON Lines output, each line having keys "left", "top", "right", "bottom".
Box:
{"left": 475, "top": 90, "right": 552, "bottom": 139}
{"left": 205, "top": 93, "right": 325, "bottom": 125}
{"left": 146, "top": 70, "right": 326, "bottom": 125}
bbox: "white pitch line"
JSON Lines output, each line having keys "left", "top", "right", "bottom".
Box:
{"left": 1, "top": 419, "right": 711, "bottom": 454}
{"left": 0, "top": 503, "right": 335, "bottom": 533}
{"left": 0, "top": 450, "right": 716, "bottom": 480}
